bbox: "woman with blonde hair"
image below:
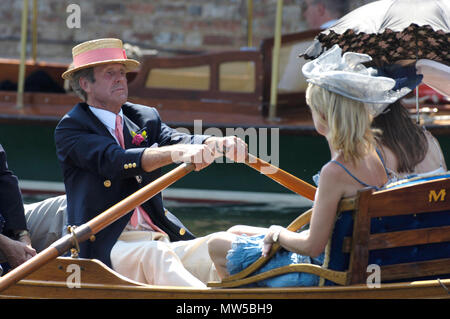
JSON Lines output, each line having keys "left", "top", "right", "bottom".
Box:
{"left": 207, "top": 45, "right": 410, "bottom": 287}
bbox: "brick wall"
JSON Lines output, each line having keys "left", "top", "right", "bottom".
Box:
{"left": 0, "top": 0, "right": 374, "bottom": 63}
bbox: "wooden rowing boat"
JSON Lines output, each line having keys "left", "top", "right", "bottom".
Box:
{"left": 1, "top": 173, "right": 449, "bottom": 299}
{"left": 1, "top": 256, "right": 449, "bottom": 299}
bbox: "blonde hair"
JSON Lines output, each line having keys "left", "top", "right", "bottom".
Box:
{"left": 305, "top": 83, "right": 377, "bottom": 163}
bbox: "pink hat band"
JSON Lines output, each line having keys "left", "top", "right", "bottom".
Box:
{"left": 62, "top": 38, "right": 140, "bottom": 79}
{"left": 73, "top": 47, "right": 128, "bottom": 68}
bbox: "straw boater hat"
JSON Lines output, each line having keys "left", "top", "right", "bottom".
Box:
{"left": 62, "top": 38, "right": 140, "bottom": 80}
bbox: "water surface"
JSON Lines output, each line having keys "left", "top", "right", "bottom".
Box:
{"left": 24, "top": 195, "right": 310, "bottom": 237}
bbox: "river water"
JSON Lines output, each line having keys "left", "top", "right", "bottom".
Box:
{"left": 23, "top": 194, "right": 310, "bottom": 237}
{"left": 164, "top": 200, "right": 310, "bottom": 236}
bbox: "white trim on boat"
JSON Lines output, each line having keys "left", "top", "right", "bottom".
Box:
{"left": 19, "top": 179, "right": 65, "bottom": 194}
{"left": 19, "top": 179, "right": 313, "bottom": 207}
{"left": 163, "top": 188, "right": 313, "bottom": 207}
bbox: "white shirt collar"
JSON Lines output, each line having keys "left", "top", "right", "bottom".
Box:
{"left": 88, "top": 106, "right": 123, "bottom": 144}
{"left": 89, "top": 106, "right": 123, "bottom": 132}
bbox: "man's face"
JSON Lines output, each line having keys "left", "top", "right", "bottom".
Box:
{"left": 82, "top": 63, "right": 128, "bottom": 113}
{"left": 302, "top": 0, "right": 323, "bottom": 29}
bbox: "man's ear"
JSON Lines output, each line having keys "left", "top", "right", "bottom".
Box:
{"left": 79, "top": 76, "right": 90, "bottom": 94}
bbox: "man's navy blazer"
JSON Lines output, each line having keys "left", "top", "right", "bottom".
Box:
{"left": 55, "top": 102, "right": 209, "bottom": 267}
{"left": 0, "top": 144, "right": 27, "bottom": 236}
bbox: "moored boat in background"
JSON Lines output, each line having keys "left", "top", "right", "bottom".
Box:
{"left": 1, "top": 29, "right": 449, "bottom": 204}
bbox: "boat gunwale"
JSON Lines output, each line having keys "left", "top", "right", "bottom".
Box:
{"left": 3, "top": 277, "right": 449, "bottom": 299}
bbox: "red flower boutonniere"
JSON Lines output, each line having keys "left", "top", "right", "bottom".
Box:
{"left": 131, "top": 130, "right": 147, "bottom": 146}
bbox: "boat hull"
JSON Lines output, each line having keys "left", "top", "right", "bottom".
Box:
{"left": 1, "top": 257, "right": 449, "bottom": 299}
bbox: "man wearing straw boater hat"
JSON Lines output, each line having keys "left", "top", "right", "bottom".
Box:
{"left": 55, "top": 38, "right": 247, "bottom": 287}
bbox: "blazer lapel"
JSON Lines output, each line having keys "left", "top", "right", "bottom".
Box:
{"left": 79, "top": 103, "right": 149, "bottom": 149}
{"left": 123, "top": 115, "right": 144, "bottom": 149}
{"left": 80, "top": 103, "right": 116, "bottom": 140}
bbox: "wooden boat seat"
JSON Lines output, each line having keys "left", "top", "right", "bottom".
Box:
{"left": 208, "top": 173, "right": 450, "bottom": 288}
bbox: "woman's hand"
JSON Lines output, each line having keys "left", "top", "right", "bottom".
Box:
{"left": 262, "top": 225, "right": 284, "bottom": 257}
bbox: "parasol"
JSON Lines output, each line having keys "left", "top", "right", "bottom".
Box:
{"left": 302, "top": 0, "right": 450, "bottom": 67}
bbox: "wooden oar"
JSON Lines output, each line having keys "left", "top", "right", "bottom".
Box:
{"left": 245, "top": 154, "right": 316, "bottom": 201}
{"left": 0, "top": 162, "right": 194, "bottom": 293}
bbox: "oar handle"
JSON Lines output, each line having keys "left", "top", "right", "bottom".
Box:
{"left": 245, "top": 154, "right": 316, "bottom": 201}
{"left": 0, "top": 163, "right": 195, "bottom": 293}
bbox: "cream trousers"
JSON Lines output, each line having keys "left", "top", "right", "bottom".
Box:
{"left": 110, "top": 230, "right": 219, "bottom": 288}
{"left": 3, "top": 194, "right": 218, "bottom": 288}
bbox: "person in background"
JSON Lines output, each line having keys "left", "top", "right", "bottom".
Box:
{"left": 370, "top": 59, "right": 448, "bottom": 179}
{"left": 208, "top": 45, "right": 401, "bottom": 287}
{"left": 301, "top": 0, "right": 348, "bottom": 30}
{"left": 278, "top": 0, "right": 349, "bottom": 92}
{"left": 0, "top": 144, "right": 36, "bottom": 275}
{"left": 372, "top": 101, "right": 447, "bottom": 179}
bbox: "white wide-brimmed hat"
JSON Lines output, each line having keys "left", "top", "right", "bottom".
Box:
{"left": 62, "top": 38, "right": 140, "bottom": 80}
{"left": 302, "top": 45, "right": 412, "bottom": 116}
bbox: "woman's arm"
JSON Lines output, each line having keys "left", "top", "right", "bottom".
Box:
{"left": 262, "top": 163, "right": 344, "bottom": 257}
{"left": 227, "top": 225, "right": 269, "bottom": 236}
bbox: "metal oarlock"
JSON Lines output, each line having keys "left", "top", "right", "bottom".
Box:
{"left": 67, "top": 225, "right": 80, "bottom": 258}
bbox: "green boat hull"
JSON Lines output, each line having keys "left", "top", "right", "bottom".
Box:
{"left": 1, "top": 122, "right": 449, "bottom": 195}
